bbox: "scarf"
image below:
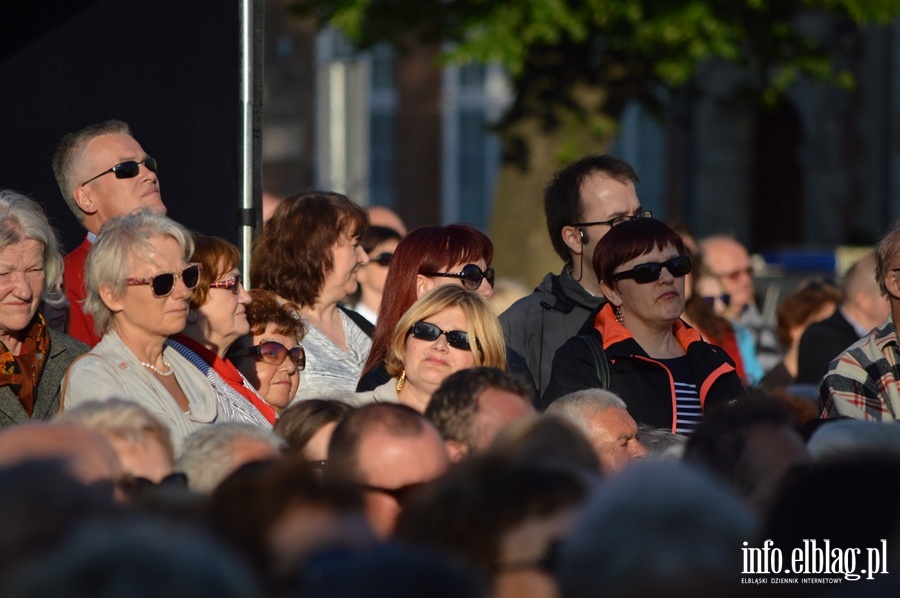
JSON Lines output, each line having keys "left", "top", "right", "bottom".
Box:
{"left": 0, "top": 312, "right": 50, "bottom": 417}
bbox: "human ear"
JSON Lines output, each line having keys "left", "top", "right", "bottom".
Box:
{"left": 99, "top": 284, "right": 124, "bottom": 313}
{"left": 416, "top": 274, "right": 435, "bottom": 298}
{"left": 562, "top": 226, "right": 584, "bottom": 256}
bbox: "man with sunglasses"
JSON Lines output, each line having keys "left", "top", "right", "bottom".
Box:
{"left": 699, "top": 235, "right": 781, "bottom": 382}
{"left": 52, "top": 120, "right": 166, "bottom": 347}
{"left": 500, "top": 155, "right": 647, "bottom": 395}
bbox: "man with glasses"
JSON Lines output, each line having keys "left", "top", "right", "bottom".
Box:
{"left": 821, "top": 226, "right": 900, "bottom": 421}
{"left": 500, "top": 154, "right": 647, "bottom": 395}
{"left": 699, "top": 235, "right": 780, "bottom": 381}
{"left": 326, "top": 403, "right": 449, "bottom": 538}
{"left": 52, "top": 120, "right": 166, "bottom": 346}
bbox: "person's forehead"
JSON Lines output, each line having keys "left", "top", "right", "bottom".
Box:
{"left": 591, "top": 407, "right": 637, "bottom": 435}
{"left": 578, "top": 173, "right": 638, "bottom": 213}
{"left": 84, "top": 133, "right": 143, "bottom": 160}
{"left": 704, "top": 239, "right": 749, "bottom": 265}
{"left": 357, "top": 426, "right": 446, "bottom": 483}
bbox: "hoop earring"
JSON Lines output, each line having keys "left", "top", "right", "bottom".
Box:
{"left": 614, "top": 305, "right": 624, "bottom": 324}
{"left": 396, "top": 370, "right": 407, "bottom": 393}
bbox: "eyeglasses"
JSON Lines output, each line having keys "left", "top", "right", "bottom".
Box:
{"left": 611, "top": 255, "right": 692, "bottom": 284}
{"left": 209, "top": 274, "right": 242, "bottom": 295}
{"left": 231, "top": 340, "right": 306, "bottom": 370}
{"left": 126, "top": 263, "right": 201, "bottom": 297}
{"left": 368, "top": 252, "right": 393, "bottom": 267}
{"left": 714, "top": 266, "right": 754, "bottom": 281}
{"left": 573, "top": 209, "right": 653, "bottom": 229}
{"left": 701, "top": 293, "right": 731, "bottom": 308}
{"left": 425, "top": 263, "right": 495, "bottom": 291}
{"left": 81, "top": 157, "right": 158, "bottom": 186}
{"left": 353, "top": 481, "right": 428, "bottom": 507}
{"left": 408, "top": 320, "right": 473, "bottom": 351}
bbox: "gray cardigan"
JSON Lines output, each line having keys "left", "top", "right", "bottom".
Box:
{"left": 0, "top": 327, "right": 88, "bottom": 429}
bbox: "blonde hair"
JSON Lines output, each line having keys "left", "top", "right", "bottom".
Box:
{"left": 386, "top": 285, "right": 506, "bottom": 377}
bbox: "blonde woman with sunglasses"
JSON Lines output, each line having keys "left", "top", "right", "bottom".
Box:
{"left": 352, "top": 285, "right": 506, "bottom": 412}
{"left": 62, "top": 210, "right": 219, "bottom": 451}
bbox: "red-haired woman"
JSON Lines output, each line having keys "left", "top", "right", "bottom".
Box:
{"left": 543, "top": 218, "right": 745, "bottom": 435}
{"left": 358, "top": 224, "right": 498, "bottom": 391}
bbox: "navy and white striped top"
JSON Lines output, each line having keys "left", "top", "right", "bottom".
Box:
{"left": 657, "top": 355, "right": 702, "bottom": 435}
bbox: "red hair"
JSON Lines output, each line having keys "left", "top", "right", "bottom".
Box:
{"left": 361, "top": 224, "right": 493, "bottom": 378}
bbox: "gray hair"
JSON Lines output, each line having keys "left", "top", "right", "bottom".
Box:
{"left": 84, "top": 209, "right": 193, "bottom": 334}
{"left": 0, "top": 190, "right": 65, "bottom": 307}
{"left": 54, "top": 398, "right": 175, "bottom": 463}
{"left": 556, "top": 461, "right": 758, "bottom": 598}
{"left": 637, "top": 425, "right": 688, "bottom": 459}
{"left": 51, "top": 120, "right": 131, "bottom": 223}
{"left": 176, "top": 423, "right": 284, "bottom": 493}
{"left": 545, "top": 388, "right": 628, "bottom": 438}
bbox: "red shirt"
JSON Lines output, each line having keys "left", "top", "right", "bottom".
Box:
{"left": 63, "top": 237, "right": 100, "bottom": 347}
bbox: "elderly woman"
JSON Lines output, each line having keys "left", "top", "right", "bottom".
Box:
{"left": 358, "top": 224, "right": 501, "bottom": 391}
{"left": 165, "top": 232, "right": 275, "bottom": 428}
{"left": 62, "top": 210, "right": 218, "bottom": 449}
{"left": 230, "top": 288, "right": 306, "bottom": 415}
{"left": 353, "top": 285, "right": 507, "bottom": 412}
{"left": 251, "top": 192, "right": 370, "bottom": 400}
{"left": 0, "top": 190, "right": 87, "bottom": 427}
{"left": 543, "top": 218, "right": 745, "bottom": 435}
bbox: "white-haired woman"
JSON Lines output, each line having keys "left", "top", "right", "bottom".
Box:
{"left": 62, "top": 210, "right": 218, "bottom": 449}
{"left": 0, "top": 190, "right": 87, "bottom": 428}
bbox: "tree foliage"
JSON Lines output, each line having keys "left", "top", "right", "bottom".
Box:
{"left": 292, "top": 0, "right": 899, "bottom": 128}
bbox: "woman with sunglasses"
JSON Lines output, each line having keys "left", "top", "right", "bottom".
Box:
{"left": 231, "top": 289, "right": 306, "bottom": 415}
{"left": 163, "top": 232, "right": 277, "bottom": 428}
{"left": 62, "top": 210, "right": 218, "bottom": 450}
{"left": 251, "top": 192, "right": 371, "bottom": 402}
{"left": 348, "top": 225, "right": 403, "bottom": 328}
{"left": 358, "top": 224, "right": 501, "bottom": 391}
{"left": 543, "top": 218, "right": 745, "bottom": 435}
{"left": 353, "top": 285, "right": 507, "bottom": 411}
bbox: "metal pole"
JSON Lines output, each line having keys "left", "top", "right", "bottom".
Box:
{"left": 239, "top": 0, "right": 263, "bottom": 286}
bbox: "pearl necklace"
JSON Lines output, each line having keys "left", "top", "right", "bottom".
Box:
{"left": 140, "top": 359, "right": 174, "bottom": 377}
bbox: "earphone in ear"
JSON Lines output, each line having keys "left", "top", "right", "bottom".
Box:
{"left": 579, "top": 228, "right": 589, "bottom": 245}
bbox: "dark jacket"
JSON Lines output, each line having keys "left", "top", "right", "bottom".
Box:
{"left": 0, "top": 327, "right": 88, "bottom": 428}
{"left": 796, "top": 308, "right": 860, "bottom": 385}
{"left": 500, "top": 268, "right": 603, "bottom": 395}
{"left": 542, "top": 304, "right": 746, "bottom": 430}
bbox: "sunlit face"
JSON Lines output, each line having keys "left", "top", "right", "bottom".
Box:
{"left": 418, "top": 257, "right": 494, "bottom": 299}
{"left": 236, "top": 325, "right": 300, "bottom": 413}
{"left": 108, "top": 235, "right": 192, "bottom": 339}
{"left": 701, "top": 238, "right": 754, "bottom": 318}
{"left": 584, "top": 407, "right": 648, "bottom": 474}
{"left": 77, "top": 134, "right": 165, "bottom": 228}
{"left": 602, "top": 244, "right": 686, "bottom": 330}
{"left": 0, "top": 239, "right": 45, "bottom": 339}
{"left": 194, "top": 266, "right": 251, "bottom": 355}
{"left": 402, "top": 306, "right": 478, "bottom": 397}
{"left": 575, "top": 172, "right": 641, "bottom": 281}
{"left": 321, "top": 230, "right": 369, "bottom": 303}
{"left": 695, "top": 274, "right": 729, "bottom": 317}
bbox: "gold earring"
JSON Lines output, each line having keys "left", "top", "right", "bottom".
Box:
{"left": 396, "top": 370, "right": 407, "bottom": 392}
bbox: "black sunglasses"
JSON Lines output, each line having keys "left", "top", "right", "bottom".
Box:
{"left": 209, "top": 273, "right": 242, "bottom": 295}
{"left": 369, "top": 252, "right": 393, "bottom": 267}
{"left": 353, "top": 481, "right": 428, "bottom": 507}
{"left": 126, "top": 263, "right": 201, "bottom": 297}
{"left": 408, "top": 320, "right": 472, "bottom": 351}
{"left": 81, "top": 157, "right": 158, "bottom": 186}
{"left": 573, "top": 209, "right": 653, "bottom": 229}
{"left": 231, "top": 340, "right": 306, "bottom": 370}
{"left": 425, "top": 263, "right": 495, "bottom": 291}
{"left": 701, "top": 293, "right": 731, "bottom": 308}
{"left": 611, "top": 255, "right": 692, "bottom": 284}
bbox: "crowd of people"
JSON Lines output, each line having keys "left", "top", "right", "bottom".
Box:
{"left": 0, "top": 121, "right": 898, "bottom": 596}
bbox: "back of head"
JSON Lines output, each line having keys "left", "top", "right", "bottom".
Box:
{"left": 251, "top": 191, "right": 367, "bottom": 307}
{"left": 274, "top": 399, "right": 354, "bottom": 457}
{"left": 807, "top": 419, "right": 900, "bottom": 462}
{"left": 489, "top": 415, "right": 600, "bottom": 475}
{"left": 177, "top": 423, "right": 284, "bottom": 493}
{"left": 546, "top": 389, "right": 627, "bottom": 425}
{"left": 544, "top": 155, "right": 639, "bottom": 263}
{"left": 556, "top": 461, "right": 757, "bottom": 598}
{"left": 326, "top": 402, "right": 429, "bottom": 486}
{"left": 427, "top": 367, "right": 534, "bottom": 453}
{"left": 775, "top": 278, "right": 842, "bottom": 347}
{"left": 52, "top": 120, "right": 131, "bottom": 221}
{"left": 364, "top": 224, "right": 493, "bottom": 375}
